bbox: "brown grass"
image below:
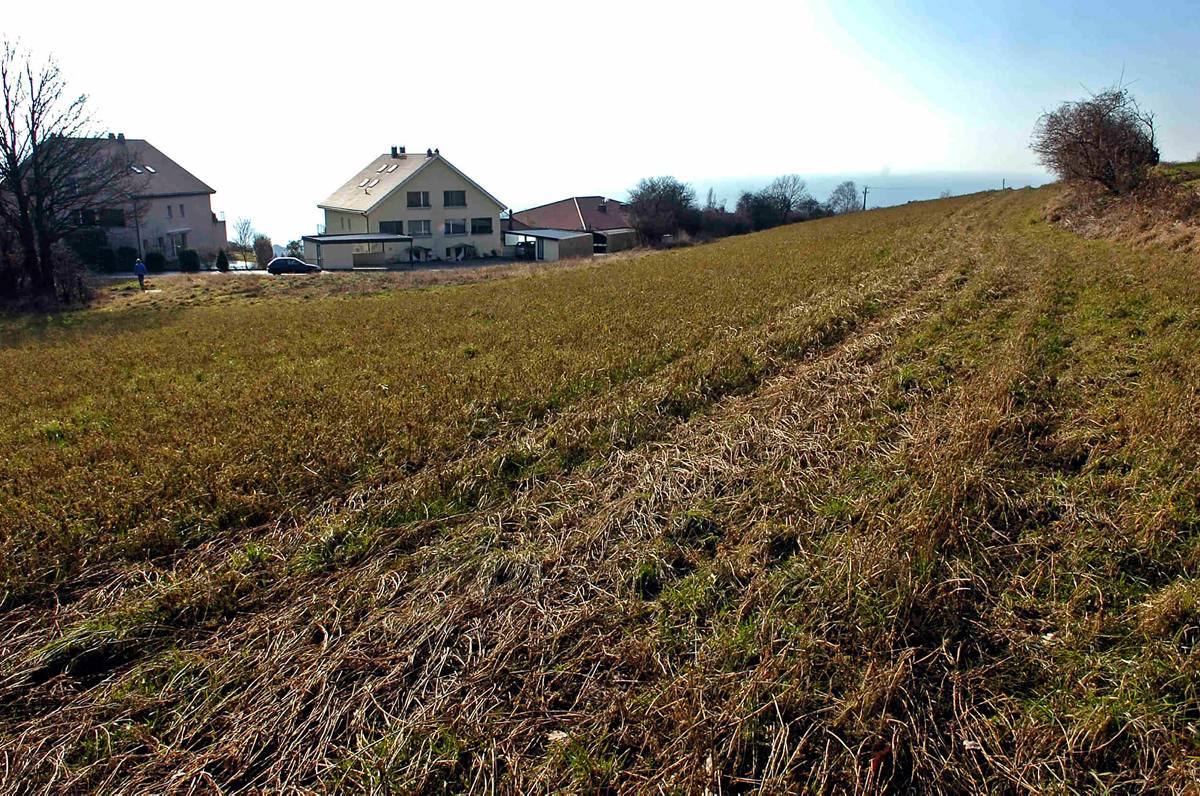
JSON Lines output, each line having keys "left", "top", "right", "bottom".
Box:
{"left": 1044, "top": 167, "right": 1200, "bottom": 257}
{"left": 2, "top": 188, "right": 1200, "bottom": 792}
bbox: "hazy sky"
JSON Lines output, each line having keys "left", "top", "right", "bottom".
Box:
{"left": 5, "top": 1, "right": 1198, "bottom": 240}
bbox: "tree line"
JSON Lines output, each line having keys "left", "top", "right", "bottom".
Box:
{"left": 627, "top": 175, "right": 861, "bottom": 246}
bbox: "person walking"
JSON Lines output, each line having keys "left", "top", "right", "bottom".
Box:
{"left": 133, "top": 257, "right": 148, "bottom": 291}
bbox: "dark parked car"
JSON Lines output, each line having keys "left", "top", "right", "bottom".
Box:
{"left": 267, "top": 257, "right": 321, "bottom": 275}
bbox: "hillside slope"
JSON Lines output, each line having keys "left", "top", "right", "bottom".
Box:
{"left": 2, "top": 188, "right": 1198, "bottom": 792}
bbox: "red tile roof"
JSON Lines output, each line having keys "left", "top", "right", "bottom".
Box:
{"left": 512, "top": 196, "right": 631, "bottom": 232}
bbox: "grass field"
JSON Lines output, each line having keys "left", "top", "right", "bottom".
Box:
{"left": 2, "top": 186, "right": 1199, "bottom": 792}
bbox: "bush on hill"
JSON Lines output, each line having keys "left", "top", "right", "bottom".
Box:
{"left": 1032, "top": 86, "right": 1159, "bottom": 194}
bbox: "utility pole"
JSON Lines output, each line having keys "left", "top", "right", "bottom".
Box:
{"left": 1002, "top": 178, "right": 1006, "bottom": 190}
{"left": 862, "top": 185, "right": 870, "bottom": 211}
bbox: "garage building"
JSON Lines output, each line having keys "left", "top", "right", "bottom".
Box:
{"left": 503, "top": 229, "right": 593, "bottom": 262}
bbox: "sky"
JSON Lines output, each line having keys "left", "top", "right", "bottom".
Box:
{"left": 4, "top": 0, "right": 1198, "bottom": 241}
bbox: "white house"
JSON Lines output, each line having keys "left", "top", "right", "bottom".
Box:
{"left": 308, "top": 147, "right": 505, "bottom": 269}
{"left": 80, "top": 134, "right": 227, "bottom": 260}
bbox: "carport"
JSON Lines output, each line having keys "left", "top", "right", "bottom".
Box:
{"left": 502, "top": 228, "right": 593, "bottom": 262}
{"left": 301, "top": 232, "right": 414, "bottom": 270}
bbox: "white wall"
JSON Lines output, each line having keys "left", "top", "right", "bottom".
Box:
{"left": 303, "top": 241, "right": 354, "bottom": 269}
{"left": 322, "top": 156, "right": 503, "bottom": 262}
{"left": 116, "top": 193, "right": 227, "bottom": 259}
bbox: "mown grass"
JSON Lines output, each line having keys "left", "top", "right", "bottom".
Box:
{"left": 2, "top": 187, "right": 1199, "bottom": 792}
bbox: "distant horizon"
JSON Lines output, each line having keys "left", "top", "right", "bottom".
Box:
{"left": 5, "top": 0, "right": 1196, "bottom": 243}
{"left": 245, "top": 167, "right": 1058, "bottom": 242}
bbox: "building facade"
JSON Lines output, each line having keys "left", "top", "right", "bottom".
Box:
{"left": 313, "top": 148, "right": 505, "bottom": 268}
{"left": 81, "top": 135, "right": 227, "bottom": 260}
{"left": 510, "top": 196, "right": 637, "bottom": 253}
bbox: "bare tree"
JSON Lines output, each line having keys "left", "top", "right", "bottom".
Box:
{"left": 703, "top": 187, "right": 725, "bottom": 211}
{"left": 233, "top": 217, "right": 254, "bottom": 266}
{"left": 0, "top": 40, "right": 140, "bottom": 303}
{"left": 827, "top": 181, "right": 860, "bottom": 215}
{"left": 765, "top": 174, "right": 811, "bottom": 222}
{"left": 1031, "top": 86, "right": 1158, "bottom": 194}
{"left": 627, "top": 176, "right": 699, "bottom": 245}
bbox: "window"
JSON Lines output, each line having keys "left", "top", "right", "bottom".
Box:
{"left": 99, "top": 208, "right": 126, "bottom": 228}
{"left": 409, "top": 219, "right": 431, "bottom": 237}
{"left": 157, "top": 236, "right": 165, "bottom": 250}
{"left": 470, "top": 217, "right": 493, "bottom": 235}
{"left": 130, "top": 165, "right": 143, "bottom": 174}
{"left": 443, "top": 190, "right": 466, "bottom": 207}
{"left": 144, "top": 165, "right": 156, "bottom": 173}
{"left": 78, "top": 208, "right": 97, "bottom": 226}
{"left": 407, "top": 191, "right": 430, "bottom": 208}
{"left": 167, "top": 205, "right": 173, "bottom": 218}
{"left": 379, "top": 220, "right": 402, "bottom": 234}
{"left": 179, "top": 203, "right": 185, "bottom": 218}
{"left": 444, "top": 218, "right": 466, "bottom": 236}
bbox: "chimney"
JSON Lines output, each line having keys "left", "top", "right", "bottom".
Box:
{"left": 107, "top": 133, "right": 116, "bottom": 139}
{"left": 390, "top": 146, "right": 399, "bottom": 158}
{"left": 426, "top": 148, "right": 433, "bottom": 158}
{"left": 399, "top": 146, "right": 406, "bottom": 157}
{"left": 434, "top": 147, "right": 440, "bottom": 156}
{"left": 117, "top": 132, "right": 125, "bottom": 143}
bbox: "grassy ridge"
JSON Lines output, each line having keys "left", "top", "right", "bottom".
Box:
{"left": 2, "top": 188, "right": 1199, "bottom": 792}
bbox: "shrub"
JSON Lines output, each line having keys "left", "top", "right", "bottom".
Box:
{"left": 215, "top": 249, "right": 229, "bottom": 272}
{"left": 178, "top": 248, "right": 201, "bottom": 273}
{"left": 698, "top": 208, "right": 750, "bottom": 240}
{"left": 50, "top": 242, "right": 92, "bottom": 305}
{"left": 116, "top": 247, "right": 138, "bottom": 271}
{"left": 95, "top": 247, "right": 116, "bottom": 272}
{"left": 253, "top": 235, "right": 273, "bottom": 269}
{"left": 65, "top": 228, "right": 108, "bottom": 268}
{"left": 144, "top": 251, "right": 166, "bottom": 272}
{"left": 628, "top": 176, "right": 699, "bottom": 246}
{"left": 1031, "top": 87, "right": 1159, "bottom": 194}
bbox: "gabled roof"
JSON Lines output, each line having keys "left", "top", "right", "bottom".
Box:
{"left": 319, "top": 152, "right": 505, "bottom": 214}
{"left": 82, "top": 138, "right": 216, "bottom": 197}
{"left": 512, "top": 196, "right": 631, "bottom": 232}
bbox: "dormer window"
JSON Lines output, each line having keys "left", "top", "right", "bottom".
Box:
{"left": 144, "top": 165, "right": 157, "bottom": 173}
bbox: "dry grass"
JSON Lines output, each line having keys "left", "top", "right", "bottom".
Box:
{"left": 1045, "top": 165, "right": 1200, "bottom": 257}
{"left": 2, "top": 188, "right": 1200, "bottom": 792}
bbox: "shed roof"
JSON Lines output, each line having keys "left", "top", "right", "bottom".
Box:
{"left": 506, "top": 228, "right": 592, "bottom": 240}
{"left": 302, "top": 233, "right": 413, "bottom": 245}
